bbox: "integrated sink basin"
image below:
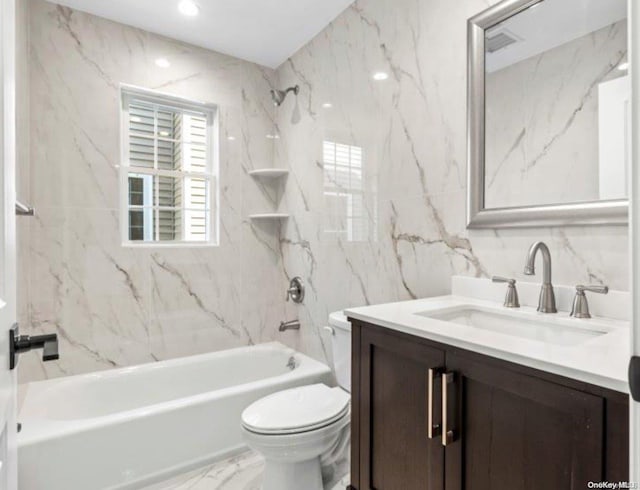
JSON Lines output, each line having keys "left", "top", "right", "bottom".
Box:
{"left": 416, "top": 305, "right": 611, "bottom": 346}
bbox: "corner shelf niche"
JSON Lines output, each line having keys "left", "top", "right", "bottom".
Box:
{"left": 248, "top": 169, "right": 289, "bottom": 179}
{"left": 247, "top": 168, "right": 289, "bottom": 222}
{"left": 248, "top": 213, "right": 289, "bottom": 220}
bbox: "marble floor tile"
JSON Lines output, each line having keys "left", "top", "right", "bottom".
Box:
{"left": 142, "top": 449, "right": 350, "bottom": 490}
{"left": 143, "top": 451, "right": 264, "bottom": 490}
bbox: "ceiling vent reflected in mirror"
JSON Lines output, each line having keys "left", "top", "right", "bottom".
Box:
{"left": 486, "top": 30, "right": 520, "bottom": 53}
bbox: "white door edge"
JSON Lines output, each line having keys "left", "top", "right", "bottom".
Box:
{"left": 630, "top": 0, "right": 640, "bottom": 482}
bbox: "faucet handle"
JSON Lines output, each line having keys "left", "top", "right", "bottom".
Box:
{"left": 575, "top": 285, "right": 609, "bottom": 295}
{"left": 571, "top": 284, "right": 609, "bottom": 319}
{"left": 492, "top": 276, "right": 520, "bottom": 308}
{"left": 492, "top": 276, "right": 516, "bottom": 286}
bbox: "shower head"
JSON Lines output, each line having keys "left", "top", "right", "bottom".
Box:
{"left": 270, "top": 89, "right": 285, "bottom": 106}
{"left": 270, "top": 85, "right": 299, "bottom": 107}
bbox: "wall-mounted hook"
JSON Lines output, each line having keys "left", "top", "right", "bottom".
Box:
{"left": 15, "top": 200, "right": 34, "bottom": 216}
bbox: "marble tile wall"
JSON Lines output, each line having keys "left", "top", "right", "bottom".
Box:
{"left": 18, "top": 0, "right": 288, "bottom": 382}
{"left": 275, "top": 0, "right": 629, "bottom": 365}
{"left": 19, "top": 0, "right": 631, "bottom": 382}
{"left": 485, "top": 20, "right": 628, "bottom": 208}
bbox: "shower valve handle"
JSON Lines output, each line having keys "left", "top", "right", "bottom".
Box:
{"left": 285, "top": 277, "right": 305, "bottom": 304}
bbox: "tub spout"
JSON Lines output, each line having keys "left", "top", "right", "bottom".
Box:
{"left": 279, "top": 320, "right": 301, "bottom": 332}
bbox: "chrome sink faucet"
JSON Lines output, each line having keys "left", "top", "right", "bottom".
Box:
{"left": 523, "top": 241, "right": 557, "bottom": 313}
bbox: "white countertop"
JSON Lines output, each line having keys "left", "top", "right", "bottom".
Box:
{"left": 344, "top": 277, "right": 631, "bottom": 394}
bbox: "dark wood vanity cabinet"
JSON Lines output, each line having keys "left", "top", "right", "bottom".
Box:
{"left": 353, "top": 324, "right": 446, "bottom": 489}
{"left": 350, "top": 320, "right": 629, "bottom": 490}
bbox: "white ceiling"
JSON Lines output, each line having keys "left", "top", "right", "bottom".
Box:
{"left": 48, "top": 0, "right": 355, "bottom": 68}
{"left": 486, "top": 0, "right": 627, "bottom": 72}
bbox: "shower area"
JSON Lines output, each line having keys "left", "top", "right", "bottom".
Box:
{"left": 16, "top": 0, "right": 311, "bottom": 383}
{"left": 13, "top": 0, "right": 347, "bottom": 486}
{"left": 9, "top": 0, "right": 397, "bottom": 484}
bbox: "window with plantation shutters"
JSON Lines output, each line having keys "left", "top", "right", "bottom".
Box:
{"left": 322, "top": 140, "right": 376, "bottom": 242}
{"left": 121, "top": 88, "right": 218, "bottom": 245}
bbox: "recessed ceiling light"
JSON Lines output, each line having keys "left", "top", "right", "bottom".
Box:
{"left": 373, "top": 71, "right": 389, "bottom": 81}
{"left": 227, "top": 136, "right": 236, "bottom": 141}
{"left": 322, "top": 102, "right": 333, "bottom": 109}
{"left": 178, "top": 0, "right": 200, "bottom": 17}
{"left": 618, "top": 62, "right": 629, "bottom": 71}
{"left": 266, "top": 134, "right": 280, "bottom": 139}
{"left": 155, "top": 58, "right": 171, "bottom": 68}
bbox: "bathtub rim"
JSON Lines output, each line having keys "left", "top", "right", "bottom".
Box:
{"left": 18, "top": 342, "right": 332, "bottom": 446}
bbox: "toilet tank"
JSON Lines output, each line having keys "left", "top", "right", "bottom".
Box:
{"left": 328, "top": 311, "right": 352, "bottom": 393}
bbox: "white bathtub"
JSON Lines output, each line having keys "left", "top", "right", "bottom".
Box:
{"left": 18, "top": 342, "right": 332, "bottom": 490}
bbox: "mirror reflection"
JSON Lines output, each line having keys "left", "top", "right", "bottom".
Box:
{"left": 322, "top": 139, "right": 378, "bottom": 243}
{"left": 484, "top": 0, "right": 628, "bottom": 209}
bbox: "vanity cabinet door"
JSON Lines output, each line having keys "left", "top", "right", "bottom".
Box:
{"left": 444, "top": 351, "right": 605, "bottom": 490}
{"left": 354, "top": 324, "right": 446, "bottom": 490}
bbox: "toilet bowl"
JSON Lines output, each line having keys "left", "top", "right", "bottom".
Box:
{"left": 242, "top": 384, "right": 350, "bottom": 490}
{"left": 241, "top": 311, "right": 352, "bottom": 490}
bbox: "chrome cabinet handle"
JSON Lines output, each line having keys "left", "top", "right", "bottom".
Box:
{"left": 427, "top": 368, "right": 442, "bottom": 439}
{"left": 442, "top": 371, "right": 456, "bottom": 446}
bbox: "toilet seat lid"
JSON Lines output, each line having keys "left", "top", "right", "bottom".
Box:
{"left": 241, "top": 384, "right": 350, "bottom": 434}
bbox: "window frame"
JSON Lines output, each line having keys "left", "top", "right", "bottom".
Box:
{"left": 119, "top": 85, "right": 220, "bottom": 247}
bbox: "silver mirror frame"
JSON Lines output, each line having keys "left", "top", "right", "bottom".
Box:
{"left": 467, "top": 0, "right": 629, "bottom": 229}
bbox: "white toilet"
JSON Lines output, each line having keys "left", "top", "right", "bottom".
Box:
{"left": 241, "top": 311, "right": 352, "bottom": 490}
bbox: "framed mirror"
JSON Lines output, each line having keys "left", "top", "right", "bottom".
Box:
{"left": 467, "top": 0, "right": 629, "bottom": 228}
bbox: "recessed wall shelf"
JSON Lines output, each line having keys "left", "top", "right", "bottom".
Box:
{"left": 248, "top": 213, "right": 289, "bottom": 220}
{"left": 248, "top": 170, "right": 289, "bottom": 225}
{"left": 248, "top": 169, "right": 289, "bottom": 179}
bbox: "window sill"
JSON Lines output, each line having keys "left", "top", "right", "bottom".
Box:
{"left": 121, "top": 241, "right": 219, "bottom": 249}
